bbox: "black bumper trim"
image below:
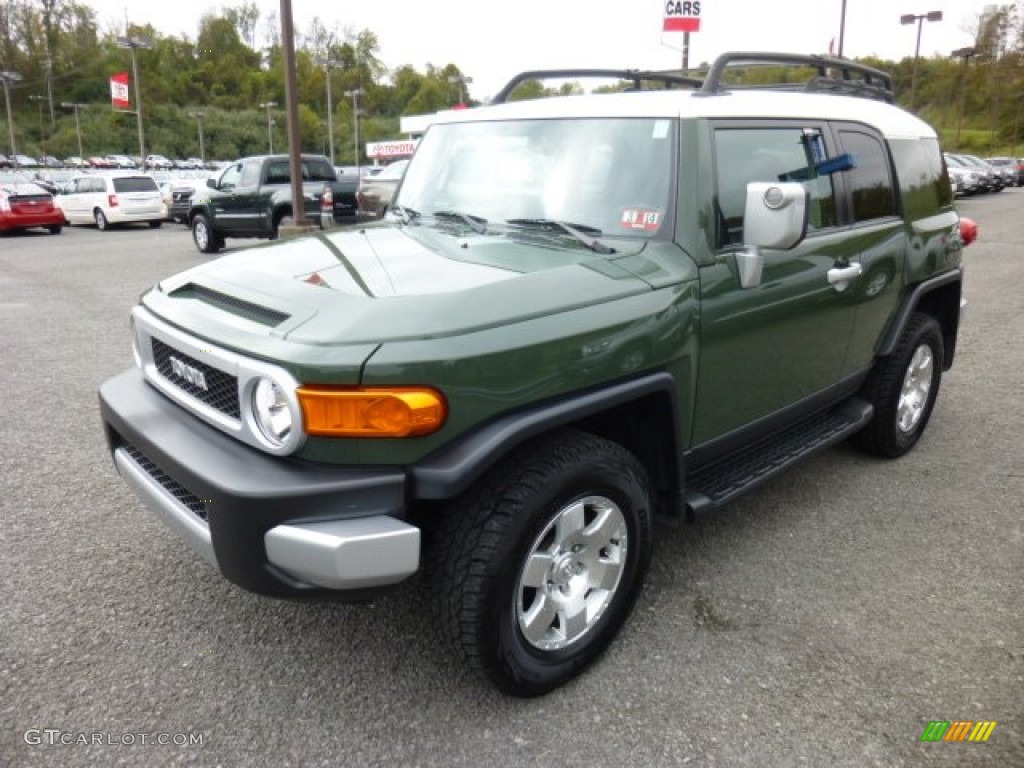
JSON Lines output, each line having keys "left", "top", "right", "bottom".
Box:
{"left": 100, "top": 368, "right": 408, "bottom": 598}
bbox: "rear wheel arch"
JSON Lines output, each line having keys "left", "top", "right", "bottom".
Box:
{"left": 880, "top": 272, "right": 962, "bottom": 371}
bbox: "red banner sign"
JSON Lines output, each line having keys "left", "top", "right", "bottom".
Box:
{"left": 110, "top": 72, "right": 130, "bottom": 109}
{"left": 664, "top": 1, "right": 701, "bottom": 33}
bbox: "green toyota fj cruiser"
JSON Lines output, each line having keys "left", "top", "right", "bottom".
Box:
{"left": 100, "top": 53, "right": 974, "bottom": 696}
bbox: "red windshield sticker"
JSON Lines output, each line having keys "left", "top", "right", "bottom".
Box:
{"left": 620, "top": 208, "right": 662, "bottom": 231}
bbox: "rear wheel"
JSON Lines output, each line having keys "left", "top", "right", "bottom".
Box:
{"left": 48, "top": 224, "right": 62, "bottom": 235}
{"left": 94, "top": 209, "right": 109, "bottom": 230}
{"left": 148, "top": 220, "right": 162, "bottom": 229}
{"left": 431, "top": 429, "right": 654, "bottom": 697}
{"left": 853, "top": 313, "right": 944, "bottom": 458}
{"left": 191, "top": 214, "right": 221, "bottom": 254}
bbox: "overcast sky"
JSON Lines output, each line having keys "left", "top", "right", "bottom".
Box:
{"left": 87, "top": 0, "right": 995, "bottom": 99}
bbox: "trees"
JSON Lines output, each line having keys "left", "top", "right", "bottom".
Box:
{"left": 2, "top": 1, "right": 1023, "bottom": 160}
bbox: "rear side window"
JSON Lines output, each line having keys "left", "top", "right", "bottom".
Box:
{"left": 714, "top": 126, "right": 837, "bottom": 247}
{"left": 113, "top": 177, "right": 159, "bottom": 193}
{"left": 889, "top": 138, "right": 953, "bottom": 220}
{"left": 838, "top": 130, "right": 896, "bottom": 222}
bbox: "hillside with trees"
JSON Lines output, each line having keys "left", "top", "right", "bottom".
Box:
{"left": 0, "top": 0, "right": 1020, "bottom": 163}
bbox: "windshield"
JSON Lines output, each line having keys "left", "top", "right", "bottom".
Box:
{"left": 396, "top": 117, "right": 676, "bottom": 239}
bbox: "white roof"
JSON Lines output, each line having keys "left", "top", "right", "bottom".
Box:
{"left": 426, "top": 89, "right": 936, "bottom": 141}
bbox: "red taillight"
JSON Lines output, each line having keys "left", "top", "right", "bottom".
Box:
{"left": 320, "top": 185, "right": 333, "bottom": 212}
{"left": 959, "top": 216, "right": 978, "bottom": 247}
{"left": 108, "top": 194, "right": 119, "bottom": 207}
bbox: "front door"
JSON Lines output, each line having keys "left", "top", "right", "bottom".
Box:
{"left": 691, "top": 121, "right": 858, "bottom": 446}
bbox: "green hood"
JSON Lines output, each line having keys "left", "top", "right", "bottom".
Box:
{"left": 147, "top": 223, "right": 683, "bottom": 348}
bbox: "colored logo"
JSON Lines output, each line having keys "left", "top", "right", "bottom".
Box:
{"left": 920, "top": 720, "right": 997, "bottom": 742}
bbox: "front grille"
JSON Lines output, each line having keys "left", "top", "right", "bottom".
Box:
{"left": 171, "top": 190, "right": 191, "bottom": 203}
{"left": 151, "top": 337, "right": 241, "bottom": 418}
{"left": 123, "top": 443, "right": 208, "bottom": 522}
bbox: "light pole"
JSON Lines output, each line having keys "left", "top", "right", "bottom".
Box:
{"left": 952, "top": 47, "right": 977, "bottom": 146}
{"left": 61, "top": 102, "right": 88, "bottom": 160}
{"left": 900, "top": 11, "right": 943, "bottom": 109}
{"left": 447, "top": 74, "right": 473, "bottom": 106}
{"left": 29, "top": 94, "right": 46, "bottom": 150}
{"left": 117, "top": 34, "right": 153, "bottom": 163}
{"left": 0, "top": 70, "right": 22, "bottom": 165}
{"left": 838, "top": 0, "right": 848, "bottom": 57}
{"left": 188, "top": 110, "right": 206, "bottom": 163}
{"left": 323, "top": 59, "right": 341, "bottom": 165}
{"left": 343, "top": 89, "right": 364, "bottom": 169}
{"left": 259, "top": 101, "right": 277, "bottom": 153}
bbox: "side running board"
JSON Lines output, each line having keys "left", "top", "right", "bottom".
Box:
{"left": 684, "top": 398, "right": 874, "bottom": 514}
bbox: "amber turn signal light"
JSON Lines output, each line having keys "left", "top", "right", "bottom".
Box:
{"left": 296, "top": 387, "right": 447, "bottom": 438}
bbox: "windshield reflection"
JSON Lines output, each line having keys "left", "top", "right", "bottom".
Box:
{"left": 396, "top": 117, "right": 676, "bottom": 240}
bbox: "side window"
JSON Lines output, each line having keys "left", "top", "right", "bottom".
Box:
{"left": 839, "top": 130, "right": 896, "bottom": 222}
{"left": 889, "top": 137, "right": 953, "bottom": 220}
{"left": 239, "top": 161, "right": 261, "bottom": 187}
{"left": 265, "top": 161, "right": 290, "bottom": 184}
{"left": 714, "top": 126, "right": 837, "bottom": 248}
{"left": 219, "top": 163, "right": 243, "bottom": 190}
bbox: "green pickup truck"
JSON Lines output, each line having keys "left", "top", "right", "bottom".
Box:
{"left": 188, "top": 153, "right": 358, "bottom": 253}
{"left": 100, "top": 53, "right": 976, "bottom": 697}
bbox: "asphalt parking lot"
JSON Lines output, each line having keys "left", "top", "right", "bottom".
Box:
{"left": 1, "top": 199, "right": 1021, "bottom": 768}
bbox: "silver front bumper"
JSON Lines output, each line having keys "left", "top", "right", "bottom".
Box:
{"left": 115, "top": 445, "right": 420, "bottom": 590}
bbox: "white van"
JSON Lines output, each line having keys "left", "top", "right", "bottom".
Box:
{"left": 58, "top": 173, "right": 167, "bottom": 230}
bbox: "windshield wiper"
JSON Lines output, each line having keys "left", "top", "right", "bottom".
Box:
{"left": 505, "top": 218, "right": 615, "bottom": 255}
{"left": 432, "top": 210, "right": 488, "bottom": 234}
{"left": 389, "top": 204, "right": 421, "bottom": 225}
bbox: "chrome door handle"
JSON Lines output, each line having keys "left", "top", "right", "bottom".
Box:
{"left": 827, "top": 263, "right": 862, "bottom": 292}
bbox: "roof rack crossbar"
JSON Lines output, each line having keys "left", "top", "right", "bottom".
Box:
{"left": 700, "top": 51, "right": 893, "bottom": 103}
{"left": 491, "top": 68, "right": 703, "bottom": 104}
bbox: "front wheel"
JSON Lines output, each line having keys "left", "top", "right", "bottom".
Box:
{"left": 191, "top": 214, "right": 221, "bottom": 254}
{"left": 94, "top": 209, "right": 109, "bottom": 230}
{"left": 430, "top": 429, "right": 653, "bottom": 697}
{"left": 148, "top": 220, "right": 162, "bottom": 229}
{"left": 853, "top": 313, "right": 944, "bottom": 458}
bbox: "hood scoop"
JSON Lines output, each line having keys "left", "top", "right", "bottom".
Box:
{"left": 169, "top": 283, "right": 291, "bottom": 327}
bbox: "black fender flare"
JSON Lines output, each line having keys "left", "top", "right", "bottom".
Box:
{"left": 410, "top": 372, "right": 682, "bottom": 501}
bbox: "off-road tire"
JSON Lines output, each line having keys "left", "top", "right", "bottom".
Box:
{"left": 429, "top": 428, "right": 653, "bottom": 697}
{"left": 853, "top": 313, "right": 944, "bottom": 458}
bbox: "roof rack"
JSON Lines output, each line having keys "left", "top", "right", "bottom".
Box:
{"left": 490, "top": 52, "right": 894, "bottom": 106}
{"left": 699, "top": 51, "right": 894, "bottom": 103}
{"left": 490, "top": 69, "right": 703, "bottom": 104}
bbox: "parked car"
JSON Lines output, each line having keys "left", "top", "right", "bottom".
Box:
{"left": 947, "top": 165, "right": 980, "bottom": 197}
{"left": 105, "top": 154, "right": 137, "bottom": 169}
{"left": 12, "top": 154, "right": 39, "bottom": 169}
{"left": 57, "top": 172, "right": 166, "bottom": 229}
{"left": 356, "top": 159, "right": 409, "bottom": 220}
{"left": 983, "top": 156, "right": 1024, "bottom": 187}
{"left": 0, "top": 175, "right": 64, "bottom": 234}
{"left": 63, "top": 156, "right": 87, "bottom": 169}
{"left": 187, "top": 153, "right": 357, "bottom": 253}
{"left": 145, "top": 154, "right": 174, "bottom": 170}
{"left": 945, "top": 153, "right": 1001, "bottom": 192}
{"left": 167, "top": 178, "right": 208, "bottom": 223}
{"left": 0, "top": 153, "right": 12, "bottom": 168}
{"left": 86, "top": 156, "right": 113, "bottom": 169}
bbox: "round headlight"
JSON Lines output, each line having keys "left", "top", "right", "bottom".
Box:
{"left": 251, "top": 377, "right": 293, "bottom": 447}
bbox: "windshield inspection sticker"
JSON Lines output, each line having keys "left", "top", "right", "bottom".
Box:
{"left": 620, "top": 208, "right": 662, "bottom": 231}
